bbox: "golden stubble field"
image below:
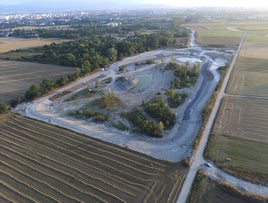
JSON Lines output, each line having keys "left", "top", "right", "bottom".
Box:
{"left": 0, "top": 113, "right": 186, "bottom": 203}
{"left": 0, "top": 60, "right": 74, "bottom": 103}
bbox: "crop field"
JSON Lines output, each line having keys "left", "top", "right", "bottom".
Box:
{"left": 0, "top": 37, "right": 68, "bottom": 53}
{"left": 184, "top": 22, "right": 242, "bottom": 46}
{"left": 0, "top": 60, "right": 74, "bottom": 103}
{"left": 226, "top": 21, "right": 268, "bottom": 31}
{"left": 226, "top": 57, "right": 268, "bottom": 96}
{"left": 0, "top": 113, "right": 186, "bottom": 203}
{"left": 206, "top": 96, "right": 268, "bottom": 185}
{"left": 187, "top": 172, "right": 266, "bottom": 203}
{"left": 227, "top": 30, "right": 268, "bottom": 96}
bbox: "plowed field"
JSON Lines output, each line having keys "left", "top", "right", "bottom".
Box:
{"left": 0, "top": 113, "right": 186, "bottom": 203}
{"left": 0, "top": 60, "right": 74, "bottom": 103}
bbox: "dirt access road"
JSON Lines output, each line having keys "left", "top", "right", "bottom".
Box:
{"left": 176, "top": 32, "right": 268, "bottom": 202}
{"left": 17, "top": 29, "right": 232, "bottom": 163}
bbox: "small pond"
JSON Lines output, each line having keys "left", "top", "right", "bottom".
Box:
{"left": 132, "top": 73, "right": 153, "bottom": 92}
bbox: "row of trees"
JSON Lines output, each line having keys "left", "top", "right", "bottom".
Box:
{"left": 11, "top": 25, "right": 124, "bottom": 39}
{"left": 8, "top": 29, "right": 188, "bottom": 106}
{"left": 10, "top": 17, "right": 188, "bottom": 39}
{"left": 23, "top": 31, "right": 176, "bottom": 70}
{"left": 25, "top": 78, "right": 56, "bottom": 100}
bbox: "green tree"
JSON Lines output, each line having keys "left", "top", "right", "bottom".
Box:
{"left": 107, "top": 47, "right": 118, "bottom": 62}
{"left": 159, "top": 121, "right": 164, "bottom": 131}
{"left": 10, "top": 97, "right": 22, "bottom": 108}
{"left": 81, "top": 60, "right": 91, "bottom": 75}
{"left": 25, "top": 84, "right": 39, "bottom": 100}
{"left": 0, "top": 103, "right": 8, "bottom": 114}
{"left": 75, "top": 67, "right": 81, "bottom": 78}
{"left": 40, "top": 78, "right": 56, "bottom": 93}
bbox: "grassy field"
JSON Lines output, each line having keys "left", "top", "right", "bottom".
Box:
{"left": 191, "top": 20, "right": 268, "bottom": 187}
{"left": 0, "top": 60, "right": 74, "bottom": 103}
{"left": 187, "top": 172, "right": 266, "bottom": 203}
{"left": 0, "top": 113, "right": 187, "bottom": 203}
{"left": 226, "top": 57, "right": 268, "bottom": 96}
{"left": 0, "top": 37, "right": 69, "bottom": 53}
{"left": 206, "top": 96, "right": 268, "bottom": 185}
{"left": 227, "top": 30, "right": 268, "bottom": 96}
{"left": 184, "top": 22, "right": 242, "bottom": 47}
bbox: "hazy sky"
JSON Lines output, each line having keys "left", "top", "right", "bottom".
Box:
{"left": 1, "top": 0, "right": 268, "bottom": 8}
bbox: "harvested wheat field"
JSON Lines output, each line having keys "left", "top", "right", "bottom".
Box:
{"left": 0, "top": 60, "right": 74, "bottom": 103}
{"left": 0, "top": 37, "right": 68, "bottom": 53}
{"left": 227, "top": 30, "right": 268, "bottom": 96}
{"left": 184, "top": 23, "right": 242, "bottom": 47}
{"left": 206, "top": 96, "right": 268, "bottom": 185}
{"left": 0, "top": 113, "right": 186, "bottom": 203}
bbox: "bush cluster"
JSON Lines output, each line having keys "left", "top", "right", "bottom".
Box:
{"left": 124, "top": 108, "right": 163, "bottom": 138}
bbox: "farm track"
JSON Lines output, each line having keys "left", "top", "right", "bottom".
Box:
{"left": 0, "top": 113, "right": 186, "bottom": 202}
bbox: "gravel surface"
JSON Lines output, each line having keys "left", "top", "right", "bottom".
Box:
{"left": 17, "top": 32, "right": 232, "bottom": 162}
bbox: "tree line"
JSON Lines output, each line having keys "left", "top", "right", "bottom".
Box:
{"left": 19, "top": 30, "right": 176, "bottom": 69}
{"left": 6, "top": 27, "right": 189, "bottom": 108}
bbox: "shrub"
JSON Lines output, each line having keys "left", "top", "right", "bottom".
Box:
{"left": 0, "top": 103, "right": 8, "bottom": 114}
{"left": 166, "top": 89, "right": 187, "bottom": 108}
{"left": 124, "top": 108, "right": 163, "bottom": 138}
{"left": 144, "top": 97, "right": 175, "bottom": 129}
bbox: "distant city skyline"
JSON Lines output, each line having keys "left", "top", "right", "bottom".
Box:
{"left": 1, "top": 0, "right": 268, "bottom": 9}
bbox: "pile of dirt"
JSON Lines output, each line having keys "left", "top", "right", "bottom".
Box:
{"left": 113, "top": 75, "right": 138, "bottom": 92}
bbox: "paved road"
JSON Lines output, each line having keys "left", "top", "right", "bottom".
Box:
{"left": 176, "top": 32, "right": 247, "bottom": 203}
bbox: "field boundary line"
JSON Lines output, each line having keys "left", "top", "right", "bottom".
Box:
{"left": 176, "top": 32, "right": 247, "bottom": 203}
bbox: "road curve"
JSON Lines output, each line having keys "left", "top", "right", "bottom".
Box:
{"left": 176, "top": 32, "right": 247, "bottom": 203}
{"left": 204, "top": 164, "right": 268, "bottom": 198}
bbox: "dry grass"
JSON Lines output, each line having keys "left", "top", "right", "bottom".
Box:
{"left": 0, "top": 37, "right": 69, "bottom": 53}
{"left": 0, "top": 60, "right": 74, "bottom": 103}
{"left": 0, "top": 113, "right": 187, "bottom": 203}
